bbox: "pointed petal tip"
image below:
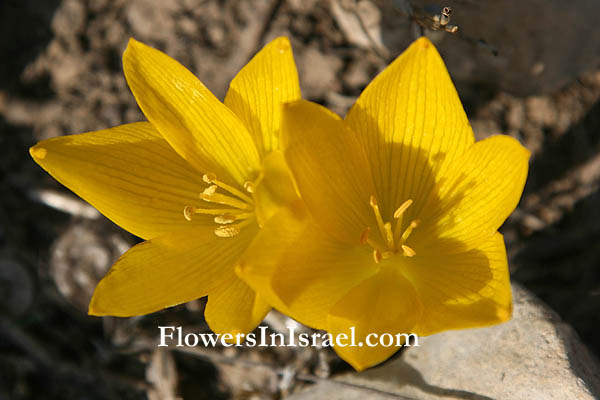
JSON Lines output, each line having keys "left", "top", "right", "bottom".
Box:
{"left": 87, "top": 294, "right": 104, "bottom": 317}
{"left": 29, "top": 145, "right": 47, "bottom": 161}
{"left": 123, "top": 37, "right": 149, "bottom": 63}
{"left": 271, "top": 36, "right": 292, "bottom": 53}
{"left": 127, "top": 37, "right": 141, "bottom": 48}
{"left": 414, "top": 36, "right": 433, "bottom": 48}
{"left": 490, "top": 134, "right": 532, "bottom": 159}
{"left": 497, "top": 299, "right": 513, "bottom": 322}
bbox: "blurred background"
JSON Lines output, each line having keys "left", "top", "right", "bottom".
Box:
{"left": 1, "top": 0, "right": 599, "bottom": 398}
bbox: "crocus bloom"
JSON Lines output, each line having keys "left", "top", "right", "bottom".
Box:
{"left": 237, "top": 37, "right": 530, "bottom": 370}
{"left": 30, "top": 37, "right": 301, "bottom": 335}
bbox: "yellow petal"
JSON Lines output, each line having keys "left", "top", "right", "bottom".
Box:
{"left": 281, "top": 100, "right": 376, "bottom": 243}
{"left": 253, "top": 150, "right": 300, "bottom": 226}
{"left": 30, "top": 122, "right": 210, "bottom": 240}
{"left": 406, "top": 232, "right": 512, "bottom": 336}
{"left": 236, "top": 205, "right": 376, "bottom": 329}
{"left": 225, "top": 37, "right": 301, "bottom": 156}
{"left": 414, "top": 134, "right": 530, "bottom": 251}
{"left": 89, "top": 223, "right": 258, "bottom": 317}
{"left": 123, "top": 38, "right": 260, "bottom": 185}
{"left": 345, "top": 37, "right": 474, "bottom": 222}
{"left": 327, "top": 268, "right": 422, "bottom": 371}
{"left": 205, "top": 275, "right": 270, "bottom": 336}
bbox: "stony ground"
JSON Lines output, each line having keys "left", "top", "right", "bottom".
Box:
{"left": 1, "top": 0, "right": 599, "bottom": 399}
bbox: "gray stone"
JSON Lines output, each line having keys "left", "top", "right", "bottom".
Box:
{"left": 332, "top": 0, "right": 600, "bottom": 96}
{"left": 288, "top": 284, "right": 600, "bottom": 400}
{"left": 414, "top": 0, "right": 600, "bottom": 97}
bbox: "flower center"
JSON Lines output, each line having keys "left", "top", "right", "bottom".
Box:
{"left": 361, "top": 196, "right": 420, "bottom": 263}
{"left": 183, "top": 172, "right": 263, "bottom": 237}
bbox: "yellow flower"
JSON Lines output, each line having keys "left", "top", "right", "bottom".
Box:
{"left": 236, "top": 37, "right": 530, "bottom": 370}
{"left": 29, "top": 37, "right": 301, "bottom": 336}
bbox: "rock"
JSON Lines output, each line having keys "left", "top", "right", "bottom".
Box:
{"left": 332, "top": 0, "right": 600, "bottom": 96}
{"left": 50, "top": 221, "right": 133, "bottom": 312}
{"left": 288, "top": 283, "right": 600, "bottom": 400}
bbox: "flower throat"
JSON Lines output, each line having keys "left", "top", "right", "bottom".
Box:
{"left": 183, "top": 172, "right": 262, "bottom": 237}
{"left": 361, "top": 196, "right": 420, "bottom": 263}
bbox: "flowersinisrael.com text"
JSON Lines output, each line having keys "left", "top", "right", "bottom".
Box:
{"left": 158, "top": 326, "right": 419, "bottom": 348}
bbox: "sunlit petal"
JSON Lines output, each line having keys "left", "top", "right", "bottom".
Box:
{"left": 282, "top": 100, "right": 376, "bottom": 243}
{"left": 414, "top": 134, "right": 530, "bottom": 251}
{"left": 406, "top": 232, "right": 512, "bottom": 336}
{"left": 89, "top": 224, "right": 258, "bottom": 317}
{"left": 30, "top": 122, "right": 210, "bottom": 240}
{"left": 205, "top": 274, "right": 270, "bottom": 336}
{"left": 346, "top": 37, "right": 475, "bottom": 222}
{"left": 327, "top": 268, "right": 421, "bottom": 371}
{"left": 123, "top": 38, "right": 260, "bottom": 185}
{"left": 225, "top": 37, "right": 301, "bottom": 156}
{"left": 236, "top": 206, "right": 377, "bottom": 329}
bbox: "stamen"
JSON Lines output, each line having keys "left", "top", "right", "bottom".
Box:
{"left": 214, "top": 224, "right": 241, "bottom": 237}
{"left": 393, "top": 199, "right": 413, "bottom": 243}
{"left": 203, "top": 173, "right": 254, "bottom": 204}
{"left": 185, "top": 173, "right": 258, "bottom": 235}
{"left": 393, "top": 199, "right": 413, "bottom": 219}
{"left": 369, "top": 196, "right": 388, "bottom": 247}
{"left": 360, "top": 227, "right": 370, "bottom": 245}
{"left": 214, "top": 219, "right": 253, "bottom": 238}
{"left": 214, "top": 214, "right": 236, "bottom": 224}
{"left": 183, "top": 205, "right": 195, "bottom": 221}
{"left": 200, "top": 192, "right": 252, "bottom": 210}
{"left": 202, "top": 173, "right": 217, "bottom": 183}
{"left": 401, "top": 219, "right": 420, "bottom": 243}
{"left": 244, "top": 181, "right": 255, "bottom": 193}
{"left": 362, "top": 197, "right": 420, "bottom": 260}
{"left": 230, "top": 212, "right": 254, "bottom": 220}
{"left": 373, "top": 249, "right": 382, "bottom": 264}
{"left": 184, "top": 206, "right": 248, "bottom": 218}
{"left": 401, "top": 245, "right": 416, "bottom": 257}
{"left": 383, "top": 222, "right": 394, "bottom": 248}
{"left": 203, "top": 185, "right": 217, "bottom": 196}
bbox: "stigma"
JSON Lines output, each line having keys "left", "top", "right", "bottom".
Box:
{"left": 183, "top": 173, "right": 259, "bottom": 237}
{"left": 363, "top": 196, "right": 420, "bottom": 263}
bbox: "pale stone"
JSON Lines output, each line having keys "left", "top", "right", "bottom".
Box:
{"left": 289, "top": 284, "right": 600, "bottom": 399}
{"left": 333, "top": 0, "right": 600, "bottom": 96}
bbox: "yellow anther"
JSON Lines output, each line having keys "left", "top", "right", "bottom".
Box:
{"left": 401, "top": 245, "right": 416, "bottom": 257}
{"left": 203, "top": 185, "right": 217, "bottom": 196}
{"left": 369, "top": 195, "right": 378, "bottom": 208}
{"left": 382, "top": 251, "right": 394, "bottom": 259}
{"left": 394, "top": 199, "right": 413, "bottom": 244}
{"left": 244, "top": 181, "right": 255, "bottom": 193}
{"left": 384, "top": 222, "right": 394, "bottom": 248}
{"left": 214, "top": 214, "right": 236, "bottom": 224}
{"left": 373, "top": 249, "right": 382, "bottom": 264}
{"left": 401, "top": 219, "right": 420, "bottom": 243}
{"left": 214, "top": 224, "right": 241, "bottom": 238}
{"left": 393, "top": 199, "right": 413, "bottom": 219}
{"left": 202, "top": 173, "right": 217, "bottom": 183}
{"left": 183, "top": 205, "right": 195, "bottom": 221}
{"left": 360, "top": 227, "right": 371, "bottom": 245}
{"left": 369, "top": 195, "right": 388, "bottom": 248}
